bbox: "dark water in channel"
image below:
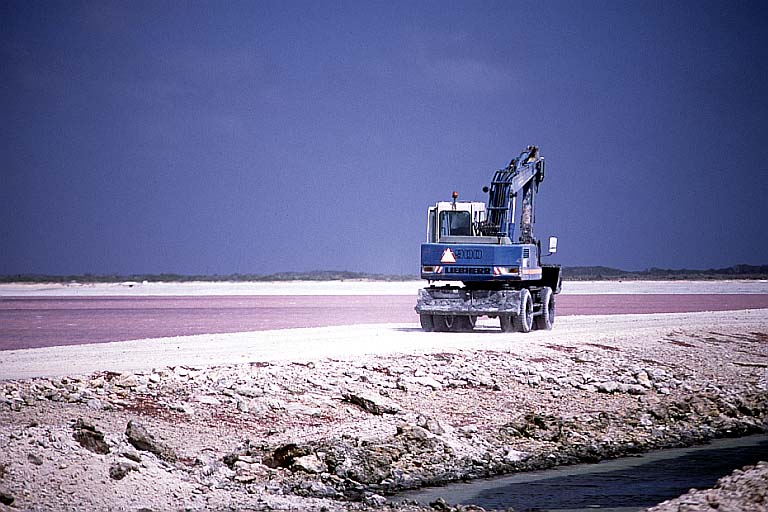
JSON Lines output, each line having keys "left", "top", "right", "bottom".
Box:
{"left": 395, "top": 434, "right": 768, "bottom": 512}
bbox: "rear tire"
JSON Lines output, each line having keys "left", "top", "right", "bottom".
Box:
{"left": 420, "top": 314, "right": 435, "bottom": 332}
{"left": 512, "top": 289, "right": 534, "bottom": 333}
{"left": 433, "top": 315, "right": 456, "bottom": 332}
{"left": 457, "top": 315, "right": 476, "bottom": 332}
{"left": 534, "top": 287, "right": 555, "bottom": 330}
{"left": 499, "top": 315, "right": 514, "bottom": 333}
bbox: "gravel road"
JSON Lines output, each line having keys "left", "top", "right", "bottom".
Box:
{"left": 0, "top": 308, "right": 764, "bottom": 382}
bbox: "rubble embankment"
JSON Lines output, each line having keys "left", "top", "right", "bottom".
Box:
{"left": 1, "top": 323, "right": 767, "bottom": 511}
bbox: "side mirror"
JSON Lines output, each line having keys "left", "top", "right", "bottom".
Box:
{"left": 548, "top": 236, "right": 558, "bottom": 255}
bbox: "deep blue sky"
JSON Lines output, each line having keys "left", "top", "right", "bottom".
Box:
{"left": 2, "top": 1, "right": 766, "bottom": 275}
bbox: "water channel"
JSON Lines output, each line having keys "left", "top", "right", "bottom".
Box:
{"left": 395, "top": 434, "right": 768, "bottom": 512}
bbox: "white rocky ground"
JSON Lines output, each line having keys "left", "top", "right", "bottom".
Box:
{"left": 0, "top": 310, "right": 765, "bottom": 380}
{"left": 1, "top": 296, "right": 767, "bottom": 511}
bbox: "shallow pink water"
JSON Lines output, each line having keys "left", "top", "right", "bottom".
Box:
{"left": 1, "top": 294, "right": 767, "bottom": 351}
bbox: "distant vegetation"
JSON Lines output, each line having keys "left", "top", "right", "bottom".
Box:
{"left": 1, "top": 265, "right": 766, "bottom": 283}
{"left": 563, "top": 264, "right": 768, "bottom": 281}
{"left": 0, "top": 270, "right": 414, "bottom": 284}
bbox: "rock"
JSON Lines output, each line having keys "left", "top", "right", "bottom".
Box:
{"left": 597, "top": 381, "right": 620, "bottom": 394}
{"left": 27, "top": 453, "right": 44, "bottom": 466}
{"left": 234, "top": 386, "right": 263, "bottom": 398}
{"left": 223, "top": 439, "right": 259, "bottom": 467}
{"left": 291, "top": 454, "right": 327, "bottom": 474}
{"left": 233, "top": 470, "right": 260, "bottom": 483}
{"left": 504, "top": 448, "right": 529, "bottom": 463}
{"left": 73, "top": 418, "right": 110, "bottom": 454}
{"left": 0, "top": 488, "right": 14, "bottom": 506}
{"left": 342, "top": 391, "right": 399, "bottom": 415}
{"left": 120, "top": 447, "right": 142, "bottom": 463}
{"left": 19, "top": 391, "right": 36, "bottom": 406}
{"left": 86, "top": 398, "right": 105, "bottom": 410}
{"left": 365, "top": 493, "right": 387, "bottom": 506}
{"left": 223, "top": 453, "right": 240, "bottom": 467}
{"left": 404, "top": 376, "right": 443, "bottom": 390}
{"left": 636, "top": 371, "right": 652, "bottom": 388}
{"left": 430, "top": 497, "right": 452, "bottom": 511}
{"left": 341, "top": 444, "right": 406, "bottom": 485}
{"left": 233, "top": 461, "right": 270, "bottom": 483}
{"left": 125, "top": 420, "right": 177, "bottom": 462}
{"left": 168, "top": 401, "right": 195, "bottom": 415}
{"left": 626, "top": 384, "right": 647, "bottom": 395}
{"left": 115, "top": 374, "right": 138, "bottom": 388}
{"left": 396, "top": 425, "right": 431, "bottom": 441}
{"left": 307, "top": 481, "right": 338, "bottom": 497}
{"left": 285, "top": 403, "right": 322, "bottom": 417}
{"left": 264, "top": 443, "right": 311, "bottom": 469}
{"left": 417, "top": 415, "right": 445, "bottom": 435}
{"left": 109, "top": 460, "right": 139, "bottom": 480}
{"left": 195, "top": 395, "right": 221, "bottom": 406}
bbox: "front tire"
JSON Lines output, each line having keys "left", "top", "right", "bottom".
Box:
{"left": 420, "top": 314, "right": 435, "bottom": 332}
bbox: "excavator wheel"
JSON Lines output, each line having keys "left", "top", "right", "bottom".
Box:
{"left": 499, "top": 315, "right": 514, "bottom": 333}
{"left": 534, "top": 287, "right": 555, "bottom": 330}
{"left": 432, "top": 315, "right": 456, "bottom": 332}
{"left": 512, "top": 289, "right": 534, "bottom": 333}
{"left": 457, "top": 315, "right": 476, "bottom": 332}
{"left": 419, "top": 314, "right": 435, "bottom": 332}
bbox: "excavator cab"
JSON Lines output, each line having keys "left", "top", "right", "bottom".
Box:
{"left": 426, "top": 202, "right": 487, "bottom": 243}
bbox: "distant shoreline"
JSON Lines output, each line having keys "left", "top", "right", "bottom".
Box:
{"left": 1, "top": 264, "right": 767, "bottom": 284}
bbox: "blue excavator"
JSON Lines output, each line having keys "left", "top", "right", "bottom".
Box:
{"left": 415, "top": 145, "right": 561, "bottom": 332}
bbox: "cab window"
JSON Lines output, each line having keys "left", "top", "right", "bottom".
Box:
{"left": 439, "top": 211, "right": 471, "bottom": 237}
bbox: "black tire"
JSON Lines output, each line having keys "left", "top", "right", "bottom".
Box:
{"left": 499, "top": 314, "right": 514, "bottom": 332}
{"left": 420, "top": 314, "right": 435, "bottom": 332}
{"left": 457, "top": 315, "right": 476, "bottom": 332}
{"left": 512, "top": 288, "right": 534, "bottom": 333}
{"left": 433, "top": 315, "right": 457, "bottom": 332}
{"left": 534, "top": 287, "right": 555, "bottom": 330}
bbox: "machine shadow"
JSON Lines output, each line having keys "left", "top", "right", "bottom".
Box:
{"left": 392, "top": 327, "right": 505, "bottom": 334}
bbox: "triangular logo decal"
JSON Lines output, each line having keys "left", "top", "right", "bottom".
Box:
{"left": 440, "top": 248, "right": 457, "bottom": 264}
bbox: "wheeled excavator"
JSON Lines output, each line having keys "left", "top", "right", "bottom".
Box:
{"left": 415, "top": 145, "right": 561, "bottom": 332}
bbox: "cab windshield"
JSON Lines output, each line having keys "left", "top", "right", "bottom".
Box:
{"left": 439, "top": 211, "right": 471, "bottom": 237}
